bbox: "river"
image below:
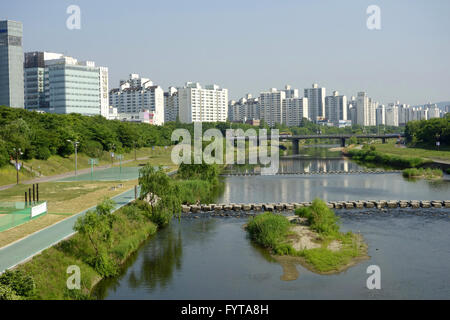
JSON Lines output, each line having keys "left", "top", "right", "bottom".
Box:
{"left": 93, "top": 146, "right": 450, "bottom": 300}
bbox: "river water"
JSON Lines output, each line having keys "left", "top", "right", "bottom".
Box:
{"left": 94, "top": 147, "right": 450, "bottom": 300}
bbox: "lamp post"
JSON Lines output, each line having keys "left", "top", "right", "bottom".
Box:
{"left": 12, "top": 147, "right": 23, "bottom": 185}
{"left": 436, "top": 134, "right": 441, "bottom": 152}
{"left": 109, "top": 143, "right": 116, "bottom": 166}
{"left": 67, "top": 140, "right": 80, "bottom": 176}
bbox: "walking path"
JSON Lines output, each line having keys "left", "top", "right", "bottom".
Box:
{"left": 0, "top": 169, "right": 177, "bottom": 273}
{"left": 0, "top": 156, "right": 151, "bottom": 191}
{"left": 0, "top": 186, "right": 139, "bottom": 273}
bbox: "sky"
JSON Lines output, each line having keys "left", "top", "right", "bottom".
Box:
{"left": 2, "top": 0, "right": 449, "bottom": 106}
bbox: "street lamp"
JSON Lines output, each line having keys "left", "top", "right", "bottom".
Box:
{"left": 67, "top": 140, "right": 80, "bottom": 176}
{"left": 12, "top": 147, "right": 23, "bottom": 185}
{"left": 109, "top": 143, "right": 116, "bottom": 166}
{"left": 436, "top": 134, "right": 441, "bottom": 152}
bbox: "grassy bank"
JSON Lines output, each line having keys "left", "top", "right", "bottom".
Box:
{"left": 402, "top": 168, "right": 443, "bottom": 179}
{"left": 246, "top": 199, "right": 368, "bottom": 274}
{"left": 346, "top": 145, "right": 429, "bottom": 169}
{"left": 0, "top": 161, "right": 223, "bottom": 300}
{"left": 375, "top": 143, "right": 450, "bottom": 163}
{"left": 3, "top": 199, "right": 158, "bottom": 300}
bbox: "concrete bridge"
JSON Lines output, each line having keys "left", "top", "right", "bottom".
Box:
{"left": 228, "top": 133, "right": 404, "bottom": 154}
{"left": 181, "top": 200, "right": 450, "bottom": 216}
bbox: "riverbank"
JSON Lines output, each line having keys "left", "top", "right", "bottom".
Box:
{"left": 345, "top": 145, "right": 430, "bottom": 169}
{"left": 245, "top": 199, "right": 368, "bottom": 275}
{"left": 7, "top": 199, "right": 158, "bottom": 299}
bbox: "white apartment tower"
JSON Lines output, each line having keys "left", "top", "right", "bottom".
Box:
{"left": 325, "top": 91, "right": 347, "bottom": 125}
{"left": 259, "top": 88, "right": 286, "bottom": 127}
{"left": 109, "top": 74, "right": 164, "bottom": 125}
{"left": 178, "top": 82, "right": 228, "bottom": 123}
{"left": 164, "top": 87, "right": 179, "bottom": 122}
{"left": 376, "top": 105, "right": 386, "bottom": 126}
{"left": 356, "top": 92, "right": 376, "bottom": 126}
{"left": 282, "top": 97, "right": 308, "bottom": 127}
{"left": 385, "top": 105, "right": 399, "bottom": 126}
{"left": 304, "top": 83, "right": 326, "bottom": 122}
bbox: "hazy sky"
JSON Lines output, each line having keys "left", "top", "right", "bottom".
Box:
{"left": 2, "top": 0, "right": 449, "bottom": 105}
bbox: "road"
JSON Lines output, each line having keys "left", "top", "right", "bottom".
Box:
{"left": 0, "top": 186, "right": 139, "bottom": 273}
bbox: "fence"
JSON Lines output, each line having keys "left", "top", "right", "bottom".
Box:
{"left": 0, "top": 201, "right": 48, "bottom": 232}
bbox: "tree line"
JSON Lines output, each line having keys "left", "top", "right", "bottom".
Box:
{"left": 404, "top": 114, "right": 450, "bottom": 148}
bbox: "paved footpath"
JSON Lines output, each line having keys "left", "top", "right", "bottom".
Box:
{"left": 0, "top": 186, "right": 140, "bottom": 273}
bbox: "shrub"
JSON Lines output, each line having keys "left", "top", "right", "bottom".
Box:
{"left": 246, "top": 213, "right": 291, "bottom": 249}
{"left": 403, "top": 168, "right": 443, "bottom": 178}
{"left": 0, "top": 284, "right": 21, "bottom": 300}
{"left": 0, "top": 270, "right": 36, "bottom": 298}
{"left": 296, "top": 199, "right": 340, "bottom": 236}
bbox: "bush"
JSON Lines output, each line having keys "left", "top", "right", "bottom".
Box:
{"left": 446, "top": 168, "right": 450, "bottom": 175}
{"left": 296, "top": 199, "right": 340, "bottom": 236}
{"left": 0, "top": 270, "right": 36, "bottom": 298}
{"left": 403, "top": 168, "right": 443, "bottom": 179}
{"left": 246, "top": 213, "right": 291, "bottom": 249}
{"left": 0, "top": 284, "right": 21, "bottom": 300}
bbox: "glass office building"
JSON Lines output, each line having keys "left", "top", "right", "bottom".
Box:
{"left": 0, "top": 20, "right": 24, "bottom": 108}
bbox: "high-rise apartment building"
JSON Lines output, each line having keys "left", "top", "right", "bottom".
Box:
{"left": 110, "top": 74, "right": 164, "bottom": 125}
{"left": 282, "top": 97, "right": 308, "bottom": 127}
{"left": 178, "top": 82, "right": 228, "bottom": 123}
{"left": 356, "top": 92, "right": 376, "bottom": 126}
{"left": 304, "top": 83, "right": 326, "bottom": 122}
{"left": 259, "top": 88, "right": 286, "bottom": 127}
{"left": 228, "top": 94, "right": 260, "bottom": 123}
{"left": 164, "top": 87, "right": 179, "bottom": 122}
{"left": 385, "top": 105, "right": 399, "bottom": 126}
{"left": 376, "top": 105, "right": 386, "bottom": 126}
{"left": 0, "top": 20, "right": 24, "bottom": 108}
{"left": 325, "top": 91, "right": 347, "bottom": 125}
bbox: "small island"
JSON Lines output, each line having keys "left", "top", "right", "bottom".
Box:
{"left": 402, "top": 168, "right": 443, "bottom": 180}
{"left": 245, "top": 199, "right": 369, "bottom": 275}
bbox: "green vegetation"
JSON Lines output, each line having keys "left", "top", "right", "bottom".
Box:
{"left": 405, "top": 114, "right": 449, "bottom": 148}
{"left": 246, "top": 213, "right": 291, "bottom": 250}
{"left": 402, "top": 168, "right": 443, "bottom": 179}
{"left": 0, "top": 270, "right": 36, "bottom": 300}
{"left": 6, "top": 160, "right": 222, "bottom": 300}
{"left": 246, "top": 199, "right": 367, "bottom": 274}
{"left": 13, "top": 198, "right": 158, "bottom": 299}
{"left": 347, "top": 145, "right": 429, "bottom": 169}
{"left": 374, "top": 143, "right": 450, "bottom": 163}
{"left": 446, "top": 168, "right": 450, "bottom": 174}
{"left": 296, "top": 199, "right": 340, "bottom": 235}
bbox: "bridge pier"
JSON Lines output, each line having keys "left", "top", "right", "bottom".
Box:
{"left": 340, "top": 138, "right": 346, "bottom": 147}
{"left": 382, "top": 138, "right": 386, "bottom": 144}
{"left": 292, "top": 139, "right": 300, "bottom": 155}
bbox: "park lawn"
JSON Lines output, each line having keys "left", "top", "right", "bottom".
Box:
{"left": 375, "top": 143, "right": 450, "bottom": 162}
{"left": 0, "top": 180, "right": 138, "bottom": 213}
{"left": 0, "top": 214, "right": 67, "bottom": 248}
{"left": 0, "top": 165, "right": 35, "bottom": 186}
{"left": 0, "top": 179, "right": 139, "bottom": 248}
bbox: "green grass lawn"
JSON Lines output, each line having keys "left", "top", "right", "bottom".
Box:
{"left": 0, "top": 165, "right": 35, "bottom": 186}
{"left": 375, "top": 143, "right": 450, "bottom": 162}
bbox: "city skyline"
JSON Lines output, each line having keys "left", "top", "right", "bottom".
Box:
{"left": 1, "top": 0, "right": 450, "bottom": 106}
